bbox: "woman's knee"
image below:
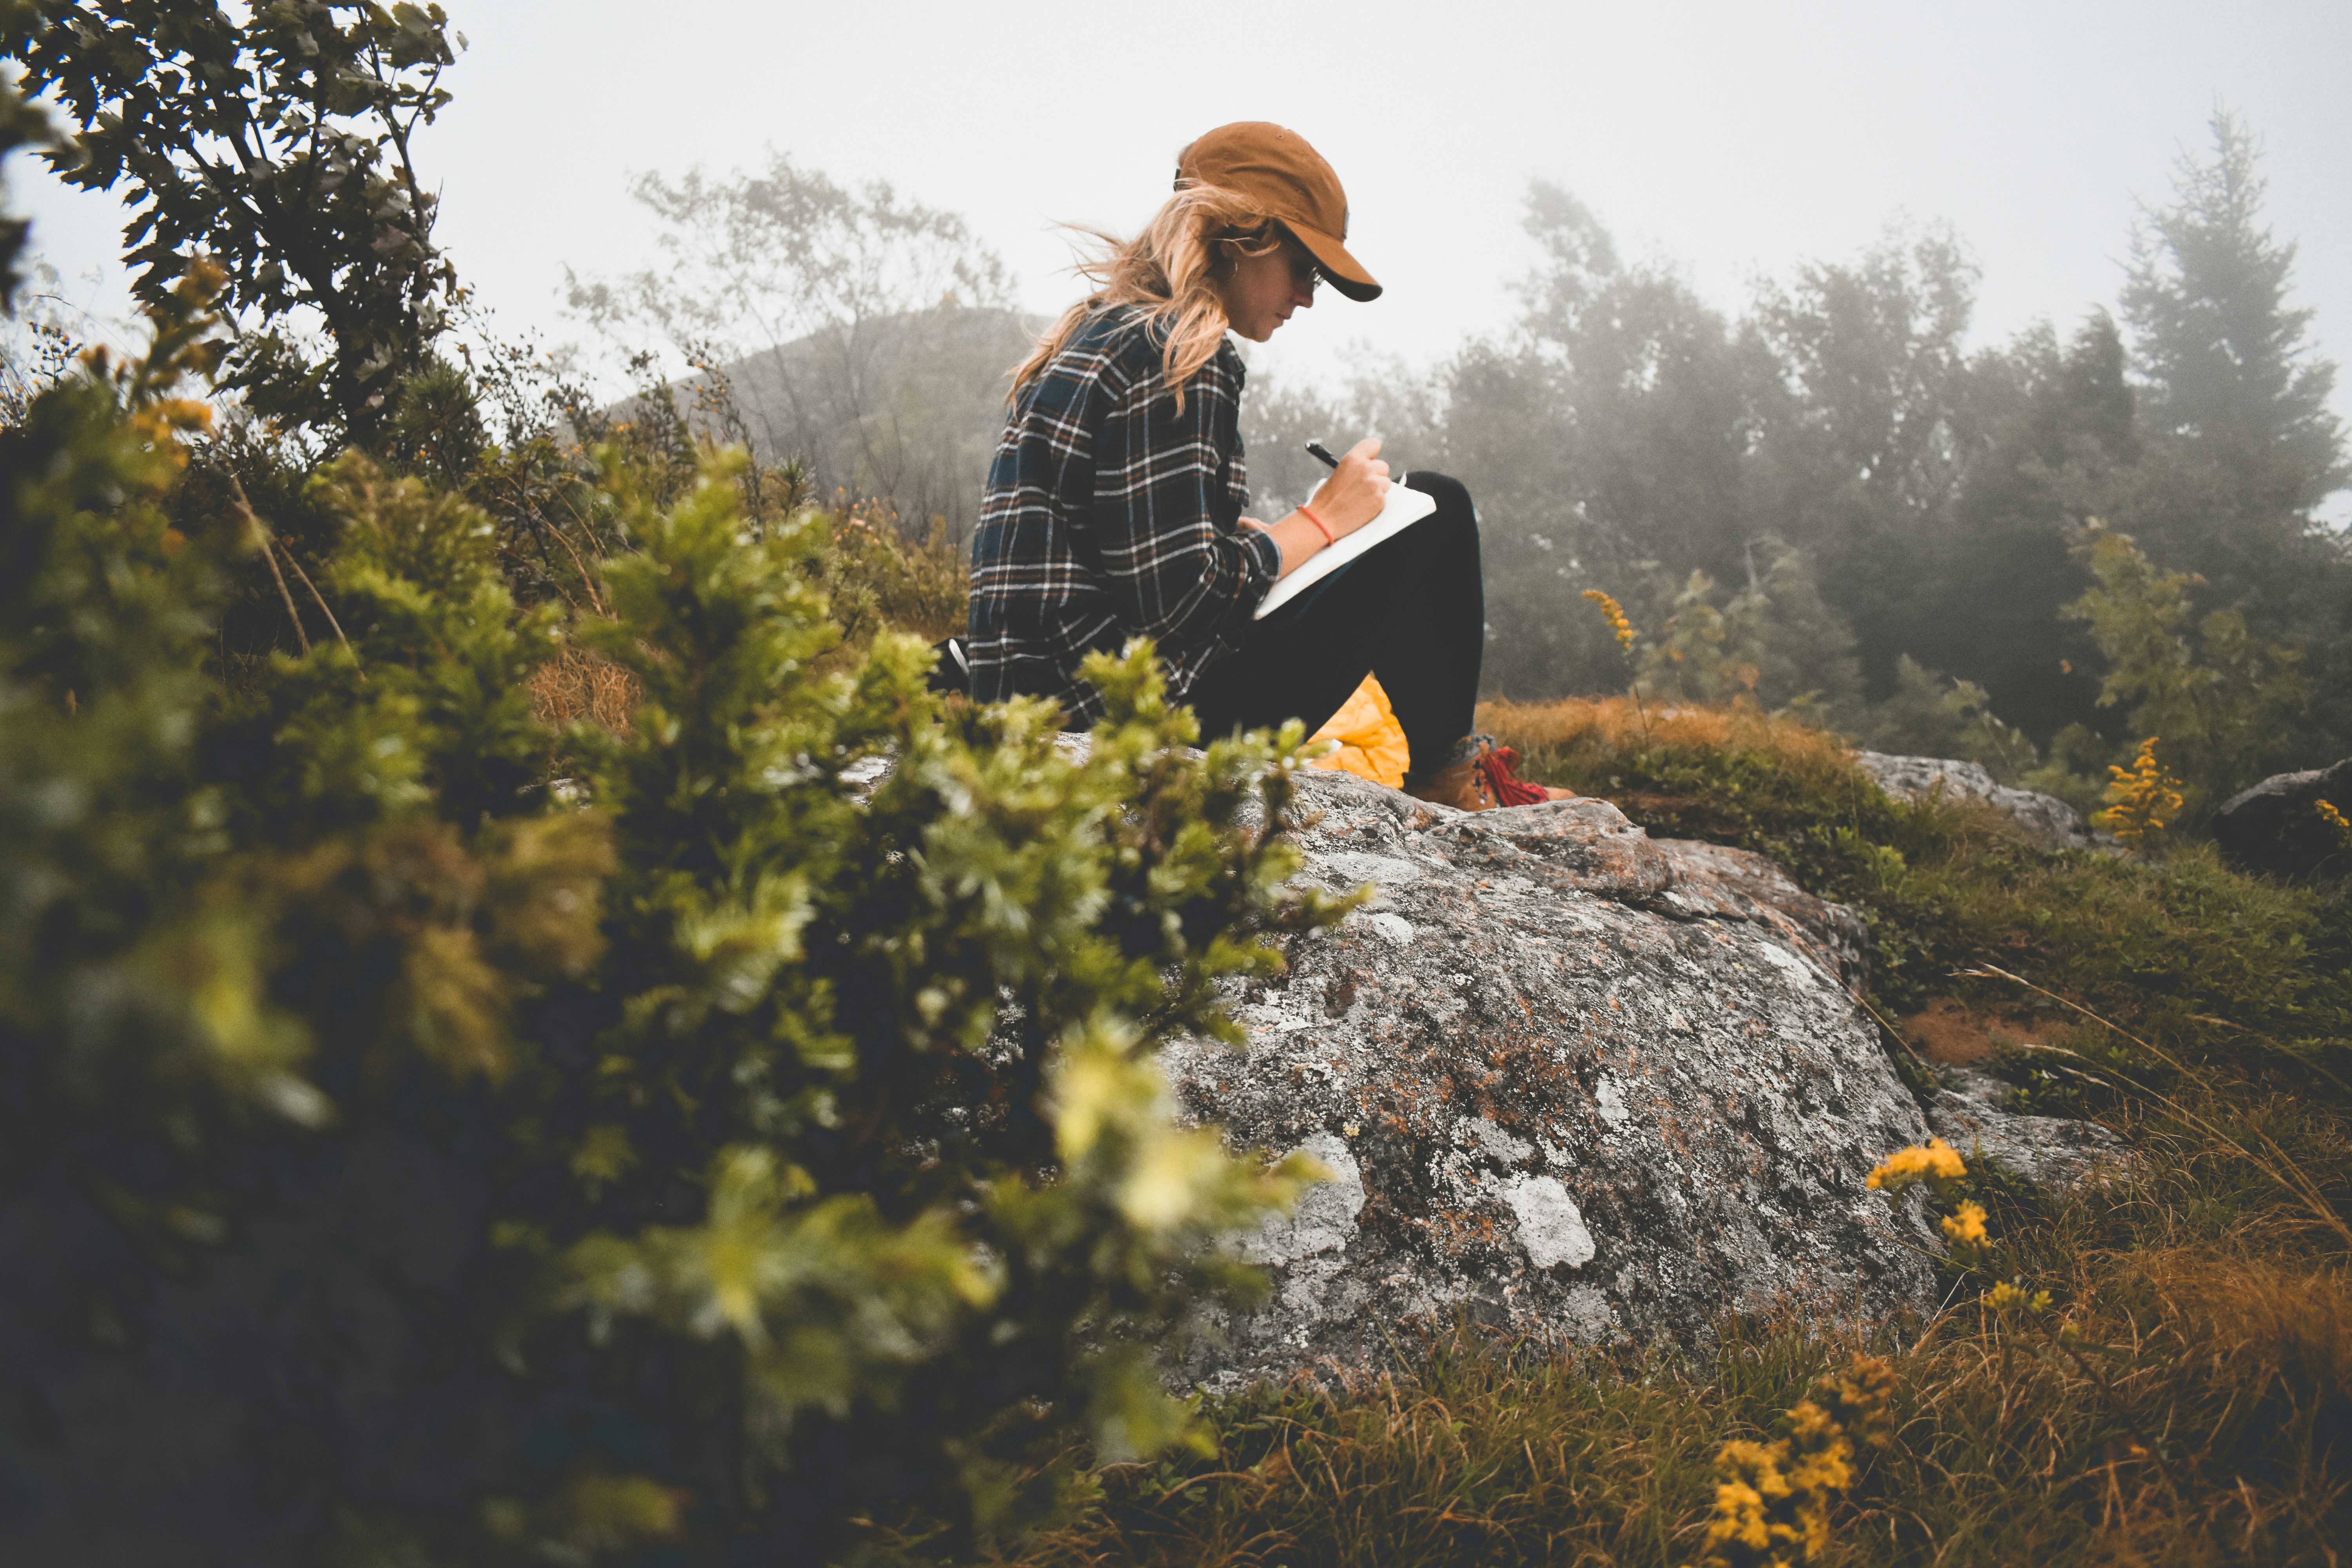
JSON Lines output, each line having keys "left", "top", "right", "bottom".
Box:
{"left": 1400, "top": 471, "right": 1480, "bottom": 568}
{"left": 1405, "top": 471, "right": 1477, "bottom": 533}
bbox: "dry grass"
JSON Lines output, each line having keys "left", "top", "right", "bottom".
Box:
{"left": 526, "top": 645, "right": 639, "bottom": 737}
{"left": 1475, "top": 695, "right": 1890, "bottom": 865}
{"left": 1478, "top": 695, "right": 1860, "bottom": 784}
{"left": 974, "top": 1203, "right": 2352, "bottom": 1566}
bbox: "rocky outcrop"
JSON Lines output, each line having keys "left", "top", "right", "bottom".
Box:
{"left": 1855, "top": 751, "right": 2095, "bottom": 851}
{"left": 1924, "top": 1066, "right": 2130, "bottom": 1191}
{"left": 1169, "top": 772, "right": 1947, "bottom": 1390}
{"left": 2212, "top": 758, "right": 2352, "bottom": 878}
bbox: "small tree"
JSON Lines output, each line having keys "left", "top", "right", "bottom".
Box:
{"left": 2110, "top": 108, "right": 2352, "bottom": 738}
{"left": 568, "top": 151, "right": 1021, "bottom": 539}
{"left": 8, "top": 0, "right": 464, "bottom": 441}
{"left": 1448, "top": 181, "right": 1774, "bottom": 701}
{"left": 2063, "top": 521, "right": 2305, "bottom": 816}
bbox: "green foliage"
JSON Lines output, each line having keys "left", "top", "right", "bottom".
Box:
{"left": 2122, "top": 109, "right": 2347, "bottom": 517}
{"left": 2063, "top": 521, "right": 2306, "bottom": 817}
{"left": 1749, "top": 222, "right": 1978, "bottom": 528}
{"left": 0, "top": 24, "right": 65, "bottom": 305}
{"left": 1434, "top": 182, "right": 1779, "bottom": 703}
{"left": 1298, "top": 123, "right": 2350, "bottom": 773}
{"left": 0, "top": 244, "right": 1350, "bottom": 1562}
{"left": 381, "top": 351, "right": 488, "bottom": 486}
{"left": 1630, "top": 546, "right": 1863, "bottom": 715}
{"left": 1851, "top": 655, "right": 2040, "bottom": 783}
{"left": 814, "top": 507, "right": 971, "bottom": 648}
{"left": 1483, "top": 699, "right": 2352, "bottom": 1054}
{"left": 9, "top": 0, "right": 463, "bottom": 439}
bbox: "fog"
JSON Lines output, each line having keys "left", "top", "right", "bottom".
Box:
{"left": 10, "top": 0, "right": 2352, "bottom": 764}
{"left": 13, "top": 0, "right": 2351, "bottom": 515}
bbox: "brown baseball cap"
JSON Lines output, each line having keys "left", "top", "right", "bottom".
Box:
{"left": 1176, "top": 122, "right": 1382, "bottom": 302}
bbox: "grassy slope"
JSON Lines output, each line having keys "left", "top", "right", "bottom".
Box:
{"left": 959, "top": 698, "right": 2352, "bottom": 1568}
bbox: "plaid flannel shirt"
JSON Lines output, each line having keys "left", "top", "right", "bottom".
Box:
{"left": 967, "top": 304, "right": 1280, "bottom": 722}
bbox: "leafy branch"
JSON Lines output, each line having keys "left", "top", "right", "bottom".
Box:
{"left": 8, "top": 0, "right": 465, "bottom": 439}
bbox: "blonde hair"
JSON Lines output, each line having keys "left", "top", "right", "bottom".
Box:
{"left": 1010, "top": 182, "right": 1283, "bottom": 414}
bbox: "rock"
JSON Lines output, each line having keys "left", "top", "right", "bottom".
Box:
{"left": 1168, "top": 769, "right": 1949, "bottom": 1391}
{"left": 1647, "top": 837, "right": 1871, "bottom": 987}
{"left": 1854, "top": 751, "right": 2096, "bottom": 851}
{"left": 2211, "top": 758, "right": 2352, "bottom": 878}
{"left": 1924, "top": 1066, "right": 2129, "bottom": 1191}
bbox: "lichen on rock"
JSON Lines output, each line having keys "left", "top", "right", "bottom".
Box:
{"left": 1171, "top": 769, "right": 1948, "bottom": 1389}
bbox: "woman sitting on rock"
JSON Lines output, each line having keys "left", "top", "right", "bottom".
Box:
{"left": 964, "top": 120, "right": 1563, "bottom": 811}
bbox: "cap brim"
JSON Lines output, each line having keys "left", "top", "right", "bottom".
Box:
{"left": 1279, "top": 219, "right": 1381, "bottom": 302}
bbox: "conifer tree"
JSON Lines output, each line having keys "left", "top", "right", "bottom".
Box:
{"left": 2122, "top": 109, "right": 2347, "bottom": 519}
{"left": 2114, "top": 109, "right": 2351, "bottom": 762}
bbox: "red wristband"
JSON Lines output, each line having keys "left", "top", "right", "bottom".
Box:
{"left": 1297, "top": 503, "right": 1336, "bottom": 546}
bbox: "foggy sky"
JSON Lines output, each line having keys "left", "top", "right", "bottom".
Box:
{"left": 11, "top": 0, "right": 2351, "bottom": 517}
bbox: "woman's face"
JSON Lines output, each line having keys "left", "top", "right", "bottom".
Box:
{"left": 1218, "top": 234, "right": 1318, "bottom": 342}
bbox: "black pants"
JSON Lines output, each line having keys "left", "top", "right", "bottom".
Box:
{"left": 1186, "top": 472, "right": 1482, "bottom": 787}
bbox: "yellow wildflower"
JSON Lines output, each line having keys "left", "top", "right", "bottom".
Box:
{"left": 1708, "top": 1476, "right": 1773, "bottom": 1553}
{"left": 1784, "top": 1441, "right": 1853, "bottom": 1503}
{"left": 1702, "top": 1441, "right": 1801, "bottom": 1566}
{"left": 1819, "top": 1353, "right": 1898, "bottom": 1452}
{"left": 1985, "top": 1280, "right": 2053, "bottom": 1316}
{"left": 1582, "top": 588, "right": 1637, "bottom": 654}
{"left": 1702, "top": 1374, "right": 1884, "bottom": 1567}
{"left": 1865, "top": 1137, "right": 1966, "bottom": 1194}
{"left": 2096, "top": 736, "right": 2185, "bottom": 849}
{"left": 1940, "top": 1199, "right": 1989, "bottom": 1248}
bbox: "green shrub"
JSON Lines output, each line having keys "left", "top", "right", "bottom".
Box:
{"left": 0, "top": 267, "right": 1346, "bottom": 1564}
{"left": 2060, "top": 521, "right": 2308, "bottom": 820}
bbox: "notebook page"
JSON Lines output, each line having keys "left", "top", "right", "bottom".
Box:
{"left": 1252, "top": 480, "right": 1438, "bottom": 620}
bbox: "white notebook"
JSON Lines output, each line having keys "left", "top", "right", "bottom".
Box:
{"left": 1253, "top": 478, "right": 1437, "bottom": 620}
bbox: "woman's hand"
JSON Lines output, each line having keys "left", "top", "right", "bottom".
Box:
{"left": 1250, "top": 437, "right": 1394, "bottom": 580}
{"left": 1308, "top": 436, "right": 1390, "bottom": 537}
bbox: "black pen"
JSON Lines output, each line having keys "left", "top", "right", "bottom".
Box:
{"left": 1307, "top": 439, "right": 1403, "bottom": 488}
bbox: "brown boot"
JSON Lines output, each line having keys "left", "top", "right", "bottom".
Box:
{"left": 1404, "top": 736, "right": 1499, "bottom": 812}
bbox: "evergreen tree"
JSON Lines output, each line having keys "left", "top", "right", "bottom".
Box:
{"left": 2122, "top": 110, "right": 2347, "bottom": 518}
{"left": 1886, "top": 313, "right": 2138, "bottom": 746}
{"left": 2114, "top": 109, "right": 2352, "bottom": 764}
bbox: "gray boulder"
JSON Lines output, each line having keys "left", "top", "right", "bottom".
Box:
{"left": 1167, "top": 772, "right": 1946, "bottom": 1390}
{"left": 2211, "top": 758, "right": 2352, "bottom": 878}
{"left": 1925, "top": 1066, "right": 2131, "bottom": 1191}
{"left": 1854, "top": 751, "right": 2095, "bottom": 850}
